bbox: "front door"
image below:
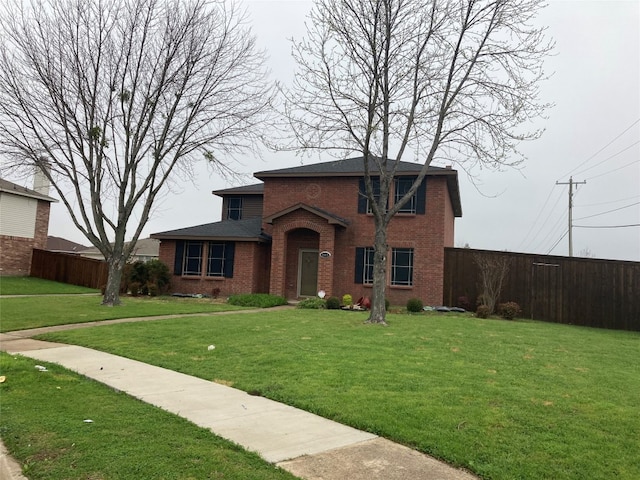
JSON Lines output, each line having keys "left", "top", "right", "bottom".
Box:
{"left": 298, "top": 249, "right": 319, "bottom": 297}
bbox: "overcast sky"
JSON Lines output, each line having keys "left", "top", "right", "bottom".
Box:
{"left": 45, "top": 0, "right": 640, "bottom": 261}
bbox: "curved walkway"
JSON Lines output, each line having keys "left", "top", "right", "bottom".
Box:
{"left": 0, "top": 311, "right": 477, "bottom": 480}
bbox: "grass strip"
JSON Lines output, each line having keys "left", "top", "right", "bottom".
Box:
{"left": 0, "top": 352, "right": 297, "bottom": 480}
{"left": 39, "top": 310, "right": 640, "bottom": 480}
{"left": 0, "top": 296, "right": 245, "bottom": 332}
{"left": 0, "top": 277, "right": 99, "bottom": 295}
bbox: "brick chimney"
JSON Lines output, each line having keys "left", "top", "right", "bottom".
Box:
{"left": 33, "top": 160, "right": 51, "bottom": 195}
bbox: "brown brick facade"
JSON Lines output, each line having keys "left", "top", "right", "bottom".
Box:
{"left": 0, "top": 200, "right": 51, "bottom": 275}
{"left": 158, "top": 239, "right": 270, "bottom": 297}
{"left": 262, "top": 176, "right": 453, "bottom": 306}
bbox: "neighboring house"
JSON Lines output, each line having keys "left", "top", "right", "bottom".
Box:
{"left": 78, "top": 237, "right": 160, "bottom": 263}
{"left": 153, "top": 157, "right": 462, "bottom": 305}
{"left": 0, "top": 176, "right": 57, "bottom": 275}
{"left": 46, "top": 236, "right": 88, "bottom": 254}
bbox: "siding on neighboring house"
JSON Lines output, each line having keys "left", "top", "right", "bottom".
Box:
{"left": 0, "top": 192, "right": 52, "bottom": 275}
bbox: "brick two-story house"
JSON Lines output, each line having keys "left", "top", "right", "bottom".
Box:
{"left": 152, "top": 157, "right": 462, "bottom": 305}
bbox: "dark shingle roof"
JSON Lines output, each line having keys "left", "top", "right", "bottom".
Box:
{"left": 151, "top": 217, "right": 270, "bottom": 242}
{"left": 254, "top": 156, "right": 453, "bottom": 178}
{"left": 0, "top": 178, "right": 57, "bottom": 202}
{"left": 212, "top": 183, "right": 264, "bottom": 196}
{"left": 254, "top": 156, "right": 462, "bottom": 217}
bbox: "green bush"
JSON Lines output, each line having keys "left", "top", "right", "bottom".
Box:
{"left": 342, "top": 294, "right": 352, "bottom": 307}
{"left": 297, "top": 297, "right": 326, "bottom": 309}
{"left": 498, "top": 301, "right": 522, "bottom": 320}
{"left": 227, "top": 293, "right": 288, "bottom": 308}
{"left": 326, "top": 296, "right": 341, "bottom": 309}
{"left": 476, "top": 304, "right": 491, "bottom": 319}
{"left": 122, "top": 260, "right": 171, "bottom": 296}
{"left": 406, "top": 298, "right": 423, "bottom": 313}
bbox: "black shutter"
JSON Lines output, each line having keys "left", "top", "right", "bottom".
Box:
{"left": 224, "top": 242, "right": 235, "bottom": 278}
{"left": 357, "top": 178, "right": 367, "bottom": 213}
{"left": 354, "top": 247, "right": 364, "bottom": 284}
{"left": 174, "top": 240, "right": 184, "bottom": 275}
{"left": 416, "top": 177, "right": 427, "bottom": 214}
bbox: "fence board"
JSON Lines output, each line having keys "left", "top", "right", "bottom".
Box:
{"left": 30, "top": 249, "right": 108, "bottom": 289}
{"left": 443, "top": 247, "right": 640, "bottom": 331}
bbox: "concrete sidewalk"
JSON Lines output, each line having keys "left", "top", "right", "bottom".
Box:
{"left": 1, "top": 333, "right": 477, "bottom": 480}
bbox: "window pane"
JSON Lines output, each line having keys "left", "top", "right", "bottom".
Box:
{"left": 363, "top": 247, "right": 375, "bottom": 284}
{"left": 207, "top": 243, "right": 226, "bottom": 277}
{"left": 391, "top": 248, "right": 413, "bottom": 286}
{"left": 366, "top": 178, "right": 381, "bottom": 214}
{"left": 395, "top": 177, "right": 416, "bottom": 213}
{"left": 183, "top": 242, "right": 203, "bottom": 276}
{"left": 228, "top": 197, "right": 242, "bottom": 220}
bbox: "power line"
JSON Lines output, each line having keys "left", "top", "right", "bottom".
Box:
{"left": 585, "top": 158, "right": 640, "bottom": 181}
{"left": 573, "top": 201, "right": 640, "bottom": 221}
{"left": 556, "top": 177, "right": 587, "bottom": 256}
{"left": 576, "top": 194, "right": 640, "bottom": 208}
{"left": 516, "top": 184, "right": 556, "bottom": 251}
{"left": 573, "top": 140, "right": 640, "bottom": 177}
{"left": 521, "top": 187, "right": 565, "bottom": 252}
{"left": 546, "top": 230, "right": 568, "bottom": 255}
{"left": 574, "top": 224, "right": 640, "bottom": 229}
{"left": 559, "top": 117, "right": 640, "bottom": 179}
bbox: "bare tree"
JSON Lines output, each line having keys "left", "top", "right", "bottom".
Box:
{"left": 0, "top": 0, "right": 273, "bottom": 305}
{"left": 284, "top": 0, "right": 552, "bottom": 324}
{"left": 473, "top": 253, "right": 511, "bottom": 313}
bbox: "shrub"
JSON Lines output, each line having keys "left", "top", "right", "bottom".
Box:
{"left": 406, "top": 298, "right": 423, "bottom": 313}
{"left": 476, "top": 304, "right": 491, "bottom": 319}
{"left": 129, "top": 282, "right": 141, "bottom": 296}
{"left": 122, "top": 259, "right": 171, "bottom": 296}
{"left": 147, "top": 283, "right": 159, "bottom": 297}
{"left": 297, "top": 297, "right": 326, "bottom": 309}
{"left": 227, "top": 293, "right": 288, "bottom": 308}
{"left": 326, "top": 296, "right": 341, "bottom": 309}
{"left": 385, "top": 298, "right": 390, "bottom": 310}
{"left": 342, "top": 294, "right": 353, "bottom": 307}
{"left": 211, "top": 287, "right": 221, "bottom": 299}
{"left": 498, "top": 301, "right": 522, "bottom": 320}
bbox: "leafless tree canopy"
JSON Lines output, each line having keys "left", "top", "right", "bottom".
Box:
{"left": 0, "top": 0, "right": 273, "bottom": 304}
{"left": 285, "top": 0, "right": 552, "bottom": 322}
{"left": 474, "top": 253, "right": 512, "bottom": 313}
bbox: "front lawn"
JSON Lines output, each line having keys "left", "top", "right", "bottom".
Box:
{"left": 0, "top": 276, "right": 99, "bottom": 295}
{"left": 0, "top": 353, "right": 297, "bottom": 480}
{"left": 38, "top": 310, "right": 640, "bottom": 480}
{"left": 0, "top": 296, "right": 246, "bottom": 332}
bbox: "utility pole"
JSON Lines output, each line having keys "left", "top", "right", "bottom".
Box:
{"left": 556, "top": 176, "right": 586, "bottom": 257}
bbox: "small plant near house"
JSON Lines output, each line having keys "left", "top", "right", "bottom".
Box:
{"left": 129, "top": 282, "right": 141, "bottom": 297}
{"left": 325, "top": 296, "right": 341, "bottom": 310}
{"left": 297, "top": 297, "right": 326, "bottom": 309}
{"left": 498, "top": 302, "right": 522, "bottom": 320}
{"left": 211, "top": 287, "right": 221, "bottom": 299}
{"left": 475, "top": 304, "right": 491, "bottom": 319}
{"left": 227, "top": 294, "right": 288, "bottom": 308}
{"left": 406, "top": 298, "right": 423, "bottom": 313}
{"left": 342, "top": 294, "right": 353, "bottom": 308}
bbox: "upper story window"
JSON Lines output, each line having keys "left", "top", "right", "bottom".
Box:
{"left": 395, "top": 176, "right": 416, "bottom": 214}
{"left": 227, "top": 197, "right": 243, "bottom": 220}
{"left": 358, "top": 177, "right": 382, "bottom": 214}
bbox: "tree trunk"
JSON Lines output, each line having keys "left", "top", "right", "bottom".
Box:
{"left": 102, "top": 255, "right": 125, "bottom": 306}
{"left": 367, "top": 221, "right": 388, "bottom": 325}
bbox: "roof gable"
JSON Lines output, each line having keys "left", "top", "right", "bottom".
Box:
{"left": 263, "top": 203, "right": 350, "bottom": 227}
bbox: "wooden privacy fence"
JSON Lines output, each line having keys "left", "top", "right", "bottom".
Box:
{"left": 443, "top": 247, "right": 640, "bottom": 331}
{"left": 30, "top": 249, "right": 108, "bottom": 289}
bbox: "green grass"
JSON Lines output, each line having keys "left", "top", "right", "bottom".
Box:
{"left": 39, "top": 311, "right": 640, "bottom": 480}
{"left": 0, "top": 353, "right": 297, "bottom": 480}
{"left": 0, "top": 296, "right": 245, "bottom": 332}
{"left": 0, "top": 276, "right": 99, "bottom": 295}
